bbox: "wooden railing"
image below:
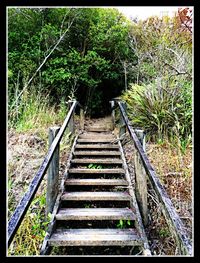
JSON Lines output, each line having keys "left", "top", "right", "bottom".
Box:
{"left": 110, "top": 99, "right": 192, "bottom": 256}
{"left": 8, "top": 99, "right": 192, "bottom": 255}
{"left": 8, "top": 100, "right": 83, "bottom": 247}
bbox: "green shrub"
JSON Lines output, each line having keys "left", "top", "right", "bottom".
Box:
{"left": 121, "top": 77, "right": 192, "bottom": 146}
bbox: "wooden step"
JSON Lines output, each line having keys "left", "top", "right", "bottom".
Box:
{"left": 65, "top": 179, "right": 128, "bottom": 186}
{"left": 56, "top": 208, "right": 135, "bottom": 220}
{"left": 73, "top": 151, "right": 121, "bottom": 156}
{"left": 77, "top": 139, "right": 116, "bottom": 143}
{"left": 79, "top": 134, "right": 115, "bottom": 139}
{"left": 61, "top": 191, "right": 130, "bottom": 201}
{"left": 87, "top": 127, "right": 112, "bottom": 132}
{"left": 71, "top": 158, "right": 122, "bottom": 164}
{"left": 75, "top": 144, "right": 119, "bottom": 149}
{"left": 68, "top": 168, "right": 124, "bottom": 174}
{"left": 48, "top": 228, "right": 142, "bottom": 246}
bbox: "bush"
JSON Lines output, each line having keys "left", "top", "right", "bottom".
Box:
{"left": 121, "top": 77, "right": 192, "bottom": 146}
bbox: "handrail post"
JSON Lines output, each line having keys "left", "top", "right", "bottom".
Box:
{"left": 134, "top": 129, "right": 147, "bottom": 225}
{"left": 119, "top": 101, "right": 127, "bottom": 137}
{"left": 67, "top": 100, "right": 75, "bottom": 134}
{"left": 46, "top": 126, "right": 60, "bottom": 216}
{"left": 135, "top": 129, "right": 146, "bottom": 152}
{"left": 134, "top": 130, "right": 147, "bottom": 225}
{"left": 80, "top": 108, "right": 85, "bottom": 131}
{"left": 134, "top": 150, "right": 148, "bottom": 226}
{"left": 109, "top": 100, "right": 115, "bottom": 130}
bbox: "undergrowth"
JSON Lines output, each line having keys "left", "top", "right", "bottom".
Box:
{"left": 7, "top": 128, "right": 73, "bottom": 255}
{"left": 8, "top": 88, "right": 69, "bottom": 132}
{"left": 123, "top": 136, "right": 192, "bottom": 255}
{"left": 121, "top": 77, "right": 192, "bottom": 152}
{"left": 7, "top": 91, "right": 76, "bottom": 255}
{"left": 8, "top": 192, "right": 51, "bottom": 256}
{"left": 146, "top": 141, "right": 192, "bottom": 236}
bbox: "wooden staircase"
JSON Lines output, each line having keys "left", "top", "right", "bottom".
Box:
{"left": 41, "top": 121, "right": 150, "bottom": 255}
{"left": 8, "top": 102, "right": 192, "bottom": 256}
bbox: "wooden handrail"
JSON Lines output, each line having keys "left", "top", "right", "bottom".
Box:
{"left": 8, "top": 100, "right": 78, "bottom": 247}
{"left": 111, "top": 100, "right": 192, "bottom": 255}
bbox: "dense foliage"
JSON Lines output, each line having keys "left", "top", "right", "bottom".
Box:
{"left": 7, "top": 7, "right": 193, "bottom": 255}
{"left": 121, "top": 8, "right": 192, "bottom": 146}
{"left": 8, "top": 7, "right": 192, "bottom": 145}
{"left": 8, "top": 8, "right": 133, "bottom": 119}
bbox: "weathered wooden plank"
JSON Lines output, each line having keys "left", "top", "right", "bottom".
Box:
{"left": 87, "top": 127, "right": 112, "bottom": 132}
{"left": 118, "top": 139, "right": 151, "bottom": 255}
{"left": 65, "top": 179, "right": 128, "bottom": 186}
{"left": 48, "top": 228, "right": 142, "bottom": 246}
{"left": 110, "top": 100, "right": 115, "bottom": 129}
{"left": 79, "top": 134, "right": 115, "bottom": 139}
{"left": 54, "top": 228, "right": 138, "bottom": 234}
{"left": 46, "top": 127, "right": 60, "bottom": 216}
{"left": 55, "top": 208, "right": 135, "bottom": 220}
{"left": 135, "top": 129, "right": 146, "bottom": 152}
{"left": 67, "top": 101, "right": 75, "bottom": 134}
{"left": 68, "top": 168, "right": 124, "bottom": 174}
{"left": 73, "top": 151, "right": 121, "bottom": 156}
{"left": 119, "top": 102, "right": 127, "bottom": 137}
{"left": 77, "top": 139, "right": 116, "bottom": 143}
{"left": 75, "top": 144, "right": 119, "bottom": 149}
{"left": 80, "top": 108, "right": 84, "bottom": 131}
{"left": 40, "top": 134, "right": 80, "bottom": 255}
{"left": 134, "top": 150, "right": 148, "bottom": 226}
{"left": 61, "top": 191, "right": 130, "bottom": 201}
{"left": 71, "top": 158, "right": 122, "bottom": 164}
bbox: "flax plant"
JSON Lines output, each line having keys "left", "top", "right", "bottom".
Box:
{"left": 121, "top": 77, "right": 192, "bottom": 147}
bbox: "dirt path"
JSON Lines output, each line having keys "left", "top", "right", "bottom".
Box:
{"left": 84, "top": 115, "right": 114, "bottom": 131}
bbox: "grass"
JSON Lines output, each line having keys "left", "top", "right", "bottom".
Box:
{"left": 123, "top": 135, "right": 192, "bottom": 255}
{"left": 147, "top": 187, "right": 177, "bottom": 255}
{"left": 88, "top": 164, "right": 103, "bottom": 169}
{"left": 146, "top": 140, "right": 192, "bottom": 253}
{"left": 7, "top": 127, "right": 73, "bottom": 255}
{"left": 7, "top": 91, "right": 76, "bottom": 255}
{"left": 116, "top": 219, "right": 132, "bottom": 229}
{"left": 8, "top": 191, "right": 51, "bottom": 256}
{"left": 9, "top": 88, "right": 70, "bottom": 133}
{"left": 146, "top": 141, "right": 192, "bottom": 205}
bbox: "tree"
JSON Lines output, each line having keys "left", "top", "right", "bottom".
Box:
{"left": 121, "top": 9, "right": 192, "bottom": 143}
{"left": 8, "top": 7, "right": 135, "bottom": 117}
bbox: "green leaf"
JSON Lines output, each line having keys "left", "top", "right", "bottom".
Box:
{"left": 127, "top": 220, "right": 131, "bottom": 226}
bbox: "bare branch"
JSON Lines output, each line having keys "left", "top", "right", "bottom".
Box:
{"left": 164, "top": 62, "right": 187, "bottom": 75}
{"left": 178, "top": 13, "right": 192, "bottom": 33}
{"left": 11, "top": 10, "right": 78, "bottom": 109}
{"left": 166, "top": 47, "right": 182, "bottom": 61}
{"left": 60, "top": 10, "right": 70, "bottom": 37}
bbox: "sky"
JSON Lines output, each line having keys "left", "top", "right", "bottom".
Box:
{"left": 115, "top": 6, "right": 182, "bottom": 20}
